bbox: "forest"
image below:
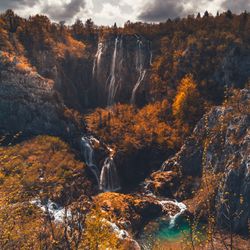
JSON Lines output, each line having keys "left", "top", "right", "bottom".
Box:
{"left": 0, "top": 8, "right": 249, "bottom": 249}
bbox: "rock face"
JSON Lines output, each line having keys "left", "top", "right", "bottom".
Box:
{"left": 0, "top": 52, "right": 84, "bottom": 137}
{"left": 149, "top": 89, "right": 250, "bottom": 234}
{"left": 91, "top": 34, "right": 151, "bottom": 107}
{"left": 146, "top": 171, "right": 180, "bottom": 197}
{"left": 21, "top": 34, "right": 152, "bottom": 110}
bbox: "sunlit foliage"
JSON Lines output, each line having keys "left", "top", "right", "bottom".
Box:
{"left": 86, "top": 101, "right": 182, "bottom": 153}
{"left": 173, "top": 74, "right": 203, "bottom": 127}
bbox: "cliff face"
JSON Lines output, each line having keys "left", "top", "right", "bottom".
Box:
{"left": 23, "top": 34, "right": 151, "bottom": 110}
{"left": 148, "top": 89, "right": 249, "bottom": 234}
{"left": 0, "top": 52, "right": 84, "bottom": 137}
{"left": 30, "top": 36, "right": 250, "bottom": 111}
{"left": 91, "top": 35, "right": 151, "bottom": 107}
{"left": 30, "top": 49, "right": 93, "bottom": 112}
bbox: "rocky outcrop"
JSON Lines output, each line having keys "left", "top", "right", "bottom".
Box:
{"left": 94, "top": 192, "right": 163, "bottom": 233}
{"left": 145, "top": 171, "right": 180, "bottom": 197}
{"left": 0, "top": 52, "right": 85, "bottom": 137}
{"left": 148, "top": 89, "right": 250, "bottom": 234}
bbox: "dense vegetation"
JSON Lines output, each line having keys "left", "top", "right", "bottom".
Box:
{"left": 1, "top": 9, "right": 247, "bottom": 163}
{"left": 0, "top": 8, "right": 249, "bottom": 249}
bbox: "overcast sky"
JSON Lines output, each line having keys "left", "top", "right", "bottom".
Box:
{"left": 0, "top": 0, "right": 249, "bottom": 26}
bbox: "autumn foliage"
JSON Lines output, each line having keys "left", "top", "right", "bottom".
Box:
{"left": 173, "top": 74, "right": 203, "bottom": 126}
{"left": 86, "top": 101, "right": 181, "bottom": 153}
{"left": 0, "top": 136, "right": 93, "bottom": 249}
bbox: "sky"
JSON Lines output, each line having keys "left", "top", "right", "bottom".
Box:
{"left": 0, "top": 0, "right": 249, "bottom": 26}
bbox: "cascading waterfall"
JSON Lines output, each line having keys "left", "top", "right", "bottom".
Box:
{"left": 91, "top": 35, "right": 152, "bottom": 107}
{"left": 107, "top": 37, "right": 119, "bottom": 107}
{"left": 99, "top": 156, "right": 121, "bottom": 192}
{"left": 158, "top": 200, "right": 187, "bottom": 228}
{"left": 81, "top": 136, "right": 100, "bottom": 184}
{"left": 92, "top": 41, "right": 104, "bottom": 78}
{"left": 130, "top": 39, "right": 147, "bottom": 104}
{"left": 81, "top": 136, "right": 120, "bottom": 192}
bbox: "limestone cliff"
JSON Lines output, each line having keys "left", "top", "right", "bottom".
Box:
{"left": 148, "top": 89, "right": 249, "bottom": 234}
{"left": 0, "top": 51, "right": 85, "bottom": 137}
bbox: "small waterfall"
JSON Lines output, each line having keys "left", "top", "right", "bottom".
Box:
{"left": 131, "top": 39, "right": 147, "bottom": 104}
{"left": 92, "top": 41, "right": 103, "bottom": 78}
{"left": 99, "top": 156, "right": 121, "bottom": 192}
{"left": 159, "top": 200, "right": 187, "bottom": 228}
{"left": 81, "top": 136, "right": 100, "bottom": 184}
{"left": 81, "top": 136, "right": 120, "bottom": 192}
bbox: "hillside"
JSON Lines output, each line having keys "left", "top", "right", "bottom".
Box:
{"left": 0, "top": 9, "right": 249, "bottom": 249}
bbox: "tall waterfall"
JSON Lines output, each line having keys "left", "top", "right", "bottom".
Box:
{"left": 92, "top": 41, "right": 104, "bottom": 78}
{"left": 131, "top": 39, "right": 147, "bottom": 104}
{"left": 107, "top": 37, "right": 119, "bottom": 107}
{"left": 81, "top": 136, "right": 120, "bottom": 192}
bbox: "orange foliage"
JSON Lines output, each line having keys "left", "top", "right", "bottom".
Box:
{"left": 173, "top": 74, "right": 203, "bottom": 127}
{"left": 86, "top": 101, "right": 181, "bottom": 153}
{"left": 0, "top": 136, "right": 89, "bottom": 201}
{"left": 53, "top": 35, "right": 85, "bottom": 58}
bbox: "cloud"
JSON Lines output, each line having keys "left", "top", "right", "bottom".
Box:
{"left": 221, "top": 0, "right": 250, "bottom": 13}
{"left": 138, "top": 0, "right": 187, "bottom": 22}
{"left": 42, "top": 0, "right": 86, "bottom": 22}
{"left": 0, "top": 0, "right": 37, "bottom": 11}
{"left": 137, "top": 0, "right": 192, "bottom": 22}
{"left": 0, "top": 0, "right": 249, "bottom": 26}
{"left": 97, "top": 3, "right": 123, "bottom": 19}
{"left": 93, "top": 2, "right": 132, "bottom": 26}
{"left": 137, "top": 0, "right": 250, "bottom": 22}
{"left": 0, "top": 0, "right": 87, "bottom": 23}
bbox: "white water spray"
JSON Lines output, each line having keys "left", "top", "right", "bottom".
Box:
{"left": 81, "top": 136, "right": 120, "bottom": 192}
{"left": 131, "top": 39, "right": 147, "bottom": 104}
{"left": 150, "top": 51, "right": 153, "bottom": 66}
{"left": 92, "top": 42, "right": 103, "bottom": 77}
{"left": 81, "top": 136, "right": 100, "bottom": 185}
{"left": 159, "top": 200, "right": 187, "bottom": 228}
{"left": 107, "top": 38, "right": 119, "bottom": 107}
{"left": 99, "top": 156, "right": 121, "bottom": 192}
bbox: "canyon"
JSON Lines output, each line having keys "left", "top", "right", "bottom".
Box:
{"left": 0, "top": 10, "right": 249, "bottom": 249}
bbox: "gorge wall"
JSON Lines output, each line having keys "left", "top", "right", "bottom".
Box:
{"left": 0, "top": 51, "right": 85, "bottom": 138}
{"left": 1, "top": 11, "right": 250, "bottom": 113}
{"left": 26, "top": 33, "right": 250, "bottom": 111}
{"left": 28, "top": 34, "right": 152, "bottom": 109}
{"left": 148, "top": 89, "right": 249, "bottom": 234}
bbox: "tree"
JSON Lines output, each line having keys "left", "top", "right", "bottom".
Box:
{"left": 72, "top": 19, "right": 84, "bottom": 38}
{"left": 85, "top": 18, "right": 94, "bottom": 33}
{"left": 172, "top": 74, "right": 202, "bottom": 126}
{"left": 204, "top": 11, "right": 209, "bottom": 18}
{"left": 4, "top": 9, "right": 18, "bottom": 32}
{"left": 226, "top": 10, "right": 233, "bottom": 19}
{"left": 83, "top": 209, "right": 119, "bottom": 249}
